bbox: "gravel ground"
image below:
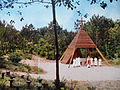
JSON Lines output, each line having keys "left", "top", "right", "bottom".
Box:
{"left": 1, "top": 56, "right": 120, "bottom": 89}
{"left": 40, "top": 61, "right": 120, "bottom": 81}
{"left": 20, "top": 57, "right": 120, "bottom": 81}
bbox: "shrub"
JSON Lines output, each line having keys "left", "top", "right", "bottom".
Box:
{"left": 0, "top": 56, "right": 4, "bottom": 60}
{"left": 0, "top": 59, "right": 6, "bottom": 68}
{"left": 114, "top": 58, "right": 120, "bottom": 65}
{"left": 109, "top": 58, "right": 120, "bottom": 65}
{"left": 23, "top": 53, "right": 32, "bottom": 60}
{"left": 0, "top": 50, "right": 3, "bottom": 56}
{"left": 9, "top": 52, "right": 23, "bottom": 63}
{"left": 0, "top": 55, "right": 6, "bottom": 68}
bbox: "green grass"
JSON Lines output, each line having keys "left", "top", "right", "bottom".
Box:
{"left": 109, "top": 58, "right": 120, "bottom": 65}
{"left": 0, "top": 58, "right": 44, "bottom": 74}
{"left": 114, "top": 58, "right": 120, "bottom": 65}
{"left": 0, "top": 70, "right": 120, "bottom": 90}
{"left": 0, "top": 75, "right": 120, "bottom": 90}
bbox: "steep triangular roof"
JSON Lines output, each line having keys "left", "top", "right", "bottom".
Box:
{"left": 60, "top": 28, "right": 110, "bottom": 65}
{"left": 68, "top": 28, "right": 96, "bottom": 49}
{"left": 60, "top": 28, "right": 96, "bottom": 64}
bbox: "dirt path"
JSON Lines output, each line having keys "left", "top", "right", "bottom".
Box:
{"left": 19, "top": 56, "right": 120, "bottom": 81}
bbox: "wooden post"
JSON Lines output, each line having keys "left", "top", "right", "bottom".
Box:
{"left": 6, "top": 71, "right": 10, "bottom": 76}
{"left": 2, "top": 72, "right": 5, "bottom": 79}
{"left": 38, "top": 79, "right": 42, "bottom": 83}
{"left": 37, "top": 86, "right": 42, "bottom": 90}
{"left": 9, "top": 78, "right": 14, "bottom": 88}
{"left": 68, "top": 48, "right": 76, "bottom": 68}
{"left": 26, "top": 80, "right": 31, "bottom": 89}
{"left": 26, "top": 75, "right": 32, "bottom": 89}
{"left": 42, "top": 83, "right": 48, "bottom": 89}
{"left": 21, "top": 75, "right": 24, "bottom": 79}
{"left": 96, "top": 48, "right": 110, "bottom": 65}
{"left": 11, "top": 74, "right": 15, "bottom": 79}
{"left": 16, "top": 86, "right": 19, "bottom": 90}
{"left": 59, "top": 48, "right": 68, "bottom": 61}
{"left": 9, "top": 74, "right": 15, "bottom": 88}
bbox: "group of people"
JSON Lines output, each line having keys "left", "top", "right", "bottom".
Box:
{"left": 87, "top": 56, "right": 102, "bottom": 68}
{"left": 72, "top": 56, "right": 102, "bottom": 68}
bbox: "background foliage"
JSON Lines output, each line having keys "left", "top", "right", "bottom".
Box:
{"left": 85, "top": 15, "right": 120, "bottom": 59}
{"left": 0, "top": 15, "right": 120, "bottom": 61}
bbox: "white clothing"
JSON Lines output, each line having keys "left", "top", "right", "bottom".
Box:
{"left": 75, "top": 58, "right": 78, "bottom": 66}
{"left": 77, "top": 57, "right": 81, "bottom": 66}
{"left": 76, "top": 58, "right": 80, "bottom": 67}
{"left": 98, "top": 59, "right": 102, "bottom": 66}
{"left": 72, "top": 59, "right": 76, "bottom": 67}
{"left": 90, "top": 58, "right": 94, "bottom": 66}
{"left": 94, "top": 58, "right": 98, "bottom": 66}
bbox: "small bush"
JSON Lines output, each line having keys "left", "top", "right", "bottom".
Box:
{"left": 0, "top": 50, "right": 3, "bottom": 56}
{"left": 9, "top": 52, "right": 23, "bottom": 63}
{"left": 0, "top": 56, "right": 6, "bottom": 68}
{"left": 0, "top": 56, "right": 4, "bottom": 60}
{"left": 23, "top": 53, "right": 32, "bottom": 60}
{"left": 114, "top": 58, "right": 120, "bottom": 65}
{"left": 109, "top": 58, "right": 120, "bottom": 65}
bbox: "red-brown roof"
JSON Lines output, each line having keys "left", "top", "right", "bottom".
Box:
{"left": 68, "top": 29, "right": 96, "bottom": 48}
{"left": 60, "top": 28, "right": 96, "bottom": 64}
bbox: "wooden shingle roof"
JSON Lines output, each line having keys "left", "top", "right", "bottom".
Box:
{"left": 60, "top": 28, "right": 96, "bottom": 64}
{"left": 68, "top": 29, "right": 96, "bottom": 49}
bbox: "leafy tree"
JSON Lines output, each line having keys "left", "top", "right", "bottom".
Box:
{"left": 84, "top": 15, "right": 120, "bottom": 59}
{"left": 9, "top": 52, "right": 23, "bottom": 63}
{"left": 37, "top": 22, "right": 75, "bottom": 59}
{"left": 0, "top": 1, "right": 118, "bottom": 88}
{"left": 20, "top": 24, "right": 37, "bottom": 42}
{"left": 108, "top": 20, "right": 120, "bottom": 58}
{"left": 0, "top": 20, "right": 18, "bottom": 54}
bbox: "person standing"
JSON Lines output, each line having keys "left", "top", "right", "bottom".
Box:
{"left": 87, "top": 56, "right": 91, "bottom": 68}
{"left": 72, "top": 59, "right": 76, "bottom": 67}
{"left": 90, "top": 57, "right": 94, "bottom": 66}
{"left": 94, "top": 57, "right": 98, "bottom": 66}
{"left": 77, "top": 57, "right": 81, "bottom": 67}
{"left": 98, "top": 58, "right": 102, "bottom": 67}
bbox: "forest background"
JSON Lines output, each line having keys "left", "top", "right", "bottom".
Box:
{"left": 0, "top": 15, "right": 120, "bottom": 63}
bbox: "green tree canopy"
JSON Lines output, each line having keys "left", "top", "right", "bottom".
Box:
{"left": 84, "top": 15, "right": 120, "bottom": 59}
